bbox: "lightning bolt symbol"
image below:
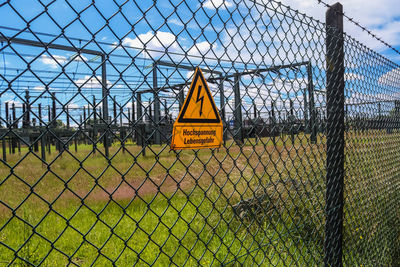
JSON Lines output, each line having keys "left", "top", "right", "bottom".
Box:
{"left": 195, "top": 85, "right": 204, "bottom": 116}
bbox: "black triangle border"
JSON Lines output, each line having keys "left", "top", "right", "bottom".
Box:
{"left": 177, "top": 67, "right": 221, "bottom": 123}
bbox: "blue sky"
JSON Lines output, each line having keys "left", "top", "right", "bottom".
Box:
{"left": 0, "top": 0, "right": 399, "bottom": 126}
{"left": 283, "top": 0, "right": 400, "bottom": 59}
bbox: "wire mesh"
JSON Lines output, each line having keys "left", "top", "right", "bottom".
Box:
{"left": 343, "top": 33, "right": 400, "bottom": 266}
{"left": 0, "top": 0, "right": 398, "bottom": 266}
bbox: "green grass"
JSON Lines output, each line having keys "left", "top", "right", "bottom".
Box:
{"left": 0, "top": 190, "right": 323, "bottom": 266}
{"left": 0, "top": 131, "right": 399, "bottom": 266}
{"left": 343, "top": 130, "right": 400, "bottom": 266}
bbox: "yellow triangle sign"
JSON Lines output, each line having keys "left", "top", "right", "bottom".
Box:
{"left": 171, "top": 67, "right": 223, "bottom": 150}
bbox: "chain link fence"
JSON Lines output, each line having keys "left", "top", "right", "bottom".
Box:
{"left": 0, "top": 0, "right": 398, "bottom": 266}
{"left": 343, "top": 26, "right": 400, "bottom": 267}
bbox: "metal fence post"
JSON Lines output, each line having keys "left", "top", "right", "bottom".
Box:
{"left": 164, "top": 99, "right": 168, "bottom": 120}
{"left": 219, "top": 73, "right": 226, "bottom": 144}
{"left": 10, "top": 103, "right": 16, "bottom": 154}
{"left": 132, "top": 93, "right": 135, "bottom": 123}
{"left": 290, "top": 99, "right": 295, "bottom": 144}
{"left": 308, "top": 63, "right": 317, "bottom": 143}
{"left": 131, "top": 93, "right": 135, "bottom": 142}
{"left": 5, "top": 102, "right": 9, "bottom": 128}
{"left": 48, "top": 109, "right": 52, "bottom": 155}
{"left": 179, "top": 86, "right": 184, "bottom": 110}
{"left": 325, "top": 3, "right": 344, "bottom": 267}
{"left": 38, "top": 103, "right": 42, "bottom": 127}
{"left": 25, "top": 90, "right": 30, "bottom": 127}
{"left": 21, "top": 103, "right": 26, "bottom": 128}
{"left": 148, "top": 99, "right": 152, "bottom": 123}
{"left": 304, "top": 85, "right": 309, "bottom": 133}
{"left": 4, "top": 102, "right": 9, "bottom": 158}
{"left": 92, "top": 95, "right": 96, "bottom": 121}
{"left": 136, "top": 92, "right": 142, "bottom": 144}
{"left": 113, "top": 96, "right": 117, "bottom": 125}
{"left": 271, "top": 101, "right": 276, "bottom": 145}
{"left": 153, "top": 63, "right": 161, "bottom": 145}
{"left": 101, "top": 54, "right": 109, "bottom": 157}
{"left": 120, "top": 106, "right": 125, "bottom": 152}
{"left": 253, "top": 100, "right": 258, "bottom": 142}
{"left": 12, "top": 103, "right": 16, "bottom": 129}
{"left": 83, "top": 106, "right": 87, "bottom": 130}
{"left": 234, "top": 71, "right": 243, "bottom": 145}
{"left": 91, "top": 95, "right": 96, "bottom": 153}
{"left": 136, "top": 92, "right": 146, "bottom": 156}
{"left": 41, "top": 103, "right": 46, "bottom": 161}
{"left": 66, "top": 106, "right": 70, "bottom": 129}
{"left": 52, "top": 93, "right": 56, "bottom": 128}
{"left": 119, "top": 106, "right": 123, "bottom": 128}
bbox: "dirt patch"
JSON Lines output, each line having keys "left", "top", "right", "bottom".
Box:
{"left": 0, "top": 203, "right": 11, "bottom": 216}
{"left": 75, "top": 173, "right": 195, "bottom": 202}
{"left": 0, "top": 141, "right": 326, "bottom": 216}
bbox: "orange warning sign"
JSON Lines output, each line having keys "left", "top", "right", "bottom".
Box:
{"left": 171, "top": 67, "right": 223, "bottom": 150}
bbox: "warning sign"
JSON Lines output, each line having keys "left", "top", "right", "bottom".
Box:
{"left": 171, "top": 67, "right": 223, "bottom": 150}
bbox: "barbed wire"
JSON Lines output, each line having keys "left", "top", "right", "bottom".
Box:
{"left": 316, "top": 0, "right": 400, "bottom": 56}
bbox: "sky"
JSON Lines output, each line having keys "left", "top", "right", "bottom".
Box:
{"left": 0, "top": 0, "right": 399, "bottom": 127}
{"left": 280, "top": 0, "right": 400, "bottom": 60}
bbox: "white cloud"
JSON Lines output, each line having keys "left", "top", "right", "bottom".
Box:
{"left": 40, "top": 55, "right": 67, "bottom": 69}
{"left": 73, "top": 75, "right": 111, "bottom": 89}
{"left": 378, "top": 67, "right": 400, "bottom": 88}
{"left": 169, "top": 17, "right": 223, "bottom": 32}
{"left": 203, "top": 0, "right": 233, "bottom": 9}
{"left": 279, "top": 0, "right": 400, "bottom": 51}
{"left": 66, "top": 102, "right": 79, "bottom": 109}
{"left": 120, "top": 31, "right": 181, "bottom": 56}
{"left": 119, "top": 31, "right": 220, "bottom": 63}
{"left": 67, "top": 54, "right": 88, "bottom": 62}
{"left": 33, "top": 86, "right": 45, "bottom": 91}
{"left": 186, "top": 71, "right": 195, "bottom": 79}
{"left": 125, "top": 102, "right": 133, "bottom": 109}
{"left": 345, "top": 73, "right": 365, "bottom": 81}
{"left": 168, "top": 18, "right": 184, "bottom": 27}
{"left": 187, "top": 41, "right": 216, "bottom": 56}
{"left": 83, "top": 102, "right": 103, "bottom": 109}
{"left": 40, "top": 54, "right": 89, "bottom": 69}
{"left": 345, "top": 91, "right": 385, "bottom": 105}
{"left": 210, "top": 77, "right": 307, "bottom": 120}
{"left": 279, "top": 0, "right": 400, "bottom": 28}
{"left": 185, "top": 69, "right": 213, "bottom": 79}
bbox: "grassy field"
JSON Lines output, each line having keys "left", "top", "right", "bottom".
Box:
{"left": 343, "top": 130, "right": 400, "bottom": 266}
{"left": 0, "top": 132, "right": 398, "bottom": 266}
